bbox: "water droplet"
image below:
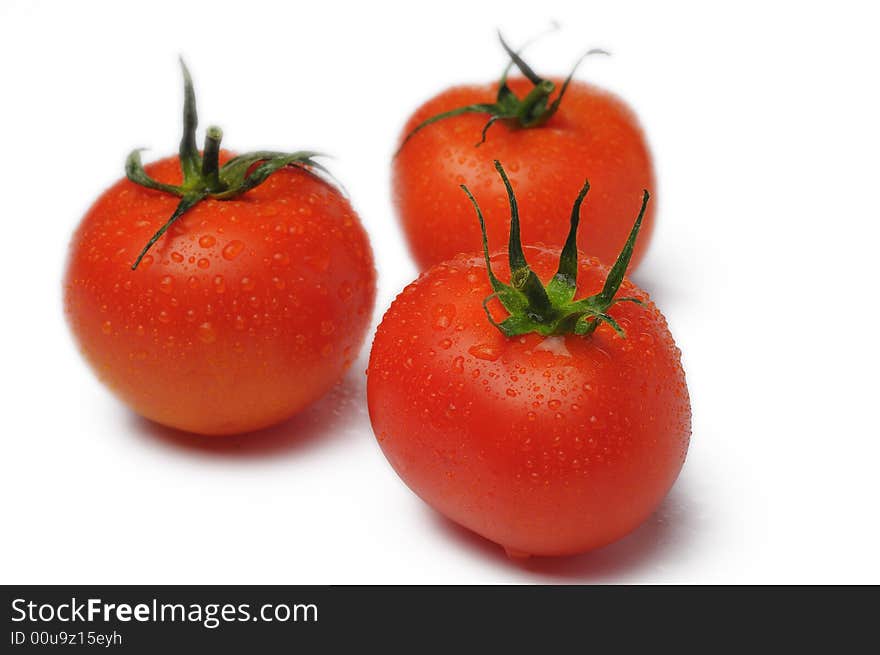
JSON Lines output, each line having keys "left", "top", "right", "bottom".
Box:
{"left": 320, "top": 320, "right": 335, "bottom": 335}
{"left": 272, "top": 276, "right": 286, "bottom": 290}
{"left": 439, "top": 338, "right": 453, "bottom": 350}
{"left": 199, "top": 235, "right": 216, "bottom": 248}
{"left": 273, "top": 252, "right": 290, "bottom": 266}
{"left": 101, "top": 321, "right": 112, "bottom": 335}
{"left": 140, "top": 255, "right": 154, "bottom": 269}
{"left": 213, "top": 275, "right": 226, "bottom": 293}
{"left": 158, "top": 275, "right": 174, "bottom": 294}
{"left": 240, "top": 276, "right": 255, "bottom": 291}
{"left": 452, "top": 356, "right": 465, "bottom": 373}
{"left": 468, "top": 343, "right": 501, "bottom": 361}
{"left": 536, "top": 335, "right": 572, "bottom": 357}
{"left": 506, "top": 388, "right": 518, "bottom": 397}
{"left": 222, "top": 240, "right": 244, "bottom": 260}
{"left": 432, "top": 303, "right": 456, "bottom": 330}
{"left": 305, "top": 251, "right": 330, "bottom": 272}
{"left": 527, "top": 412, "right": 536, "bottom": 421}
{"left": 157, "top": 310, "right": 170, "bottom": 324}
{"left": 197, "top": 258, "right": 210, "bottom": 269}
{"left": 197, "top": 322, "right": 216, "bottom": 343}
{"left": 170, "top": 251, "right": 184, "bottom": 263}
{"left": 548, "top": 399, "right": 562, "bottom": 410}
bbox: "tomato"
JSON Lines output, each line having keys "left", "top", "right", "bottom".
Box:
{"left": 393, "top": 36, "right": 655, "bottom": 272}
{"left": 368, "top": 162, "right": 689, "bottom": 556}
{"left": 64, "top": 64, "right": 375, "bottom": 435}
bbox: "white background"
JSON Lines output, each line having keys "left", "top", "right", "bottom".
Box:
{"left": 1, "top": 0, "right": 878, "bottom": 584}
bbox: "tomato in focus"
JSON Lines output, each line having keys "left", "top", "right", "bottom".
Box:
{"left": 367, "top": 248, "right": 688, "bottom": 555}
{"left": 65, "top": 153, "right": 374, "bottom": 435}
{"left": 64, "top": 62, "right": 376, "bottom": 435}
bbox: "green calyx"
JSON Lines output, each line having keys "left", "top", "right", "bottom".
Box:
{"left": 461, "top": 161, "right": 650, "bottom": 338}
{"left": 395, "top": 31, "right": 607, "bottom": 155}
{"left": 126, "top": 60, "right": 334, "bottom": 270}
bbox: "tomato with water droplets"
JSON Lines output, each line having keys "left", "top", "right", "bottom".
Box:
{"left": 65, "top": 154, "right": 374, "bottom": 435}
{"left": 369, "top": 162, "right": 688, "bottom": 557}
{"left": 393, "top": 34, "right": 656, "bottom": 271}
{"left": 64, "top": 65, "right": 375, "bottom": 435}
{"left": 367, "top": 248, "right": 689, "bottom": 556}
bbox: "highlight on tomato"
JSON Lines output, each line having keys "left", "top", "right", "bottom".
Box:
{"left": 64, "top": 62, "right": 376, "bottom": 436}
{"left": 393, "top": 31, "right": 656, "bottom": 273}
{"left": 368, "top": 161, "right": 689, "bottom": 557}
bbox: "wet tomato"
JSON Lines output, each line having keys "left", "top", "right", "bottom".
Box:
{"left": 368, "top": 162, "right": 688, "bottom": 556}
{"left": 64, "top": 64, "right": 375, "bottom": 435}
{"left": 393, "top": 34, "right": 655, "bottom": 272}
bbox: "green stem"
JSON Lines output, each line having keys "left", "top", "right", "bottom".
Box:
{"left": 178, "top": 58, "right": 201, "bottom": 184}
{"left": 201, "top": 126, "right": 224, "bottom": 192}
{"left": 124, "top": 61, "right": 333, "bottom": 270}
{"left": 396, "top": 31, "right": 607, "bottom": 155}
{"left": 462, "top": 160, "right": 650, "bottom": 339}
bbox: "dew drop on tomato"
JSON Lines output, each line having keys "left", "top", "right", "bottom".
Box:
{"left": 158, "top": 275, "right": 174, "bottom": 294}
{"left": 221, "top": 240, "right": 244, "bottom": 260}
{"left": 432, "top": 304, "right": 456, "bottom": 330}
{"left": 197, "top": 322, "right": 216, "bottom": 344}
{"left": 468, "top": 343, "right": 500, "bottom": 361}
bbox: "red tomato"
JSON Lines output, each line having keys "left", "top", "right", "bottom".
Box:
{"left": 368, "top": 164, "right": 688, "bottom": 556}
{"left": 393, "top": 51, "right": 655, "bottom": 271}
{"left": 64, "top": 66, "right": 375, "bottom": 435}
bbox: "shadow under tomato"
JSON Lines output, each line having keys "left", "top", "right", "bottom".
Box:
{"left": 427, "top": 482, "right": 698, "bottom": 582}
{"left": 128, "top": 368, "right": 369, "bottom": 459}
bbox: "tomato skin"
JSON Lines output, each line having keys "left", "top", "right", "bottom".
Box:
{"left": 393, "top": 78, "right": 656, "bottom": 272}
{"left": 367, "top": 247, "right": 689, "bottom": 556}
{"left": 64, "top": 153, "right": 375, "bottom": 435}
